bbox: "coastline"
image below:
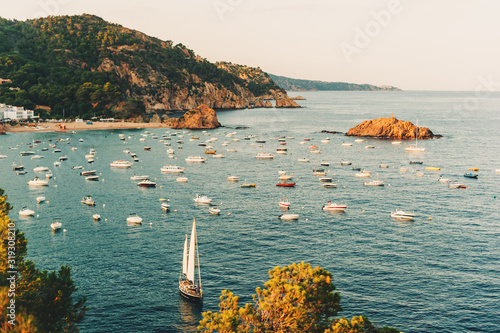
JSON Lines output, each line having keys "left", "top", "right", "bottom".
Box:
{"left": 5, "top": 121, "right": 168, "bottom": 133}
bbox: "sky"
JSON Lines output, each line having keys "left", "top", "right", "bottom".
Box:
{"left": 2, "top": 0, "right": 500, "bottom": 91}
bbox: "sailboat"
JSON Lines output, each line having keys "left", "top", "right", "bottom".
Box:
{"left": 179, "top": 219, "right": 203, "bottom": 302}
{"left": 405, "top": 119, "right": 426, "bottom": 152}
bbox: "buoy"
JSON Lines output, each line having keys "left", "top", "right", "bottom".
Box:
{"left": 105, "top": 218, "right": 108, "bottom": 221}
{"left": 103, "top": 204, "right": 105, "bottom": 208}
{"left": 36, "top": 214, "right": 39, "bottom": 217}
{"left": 362, "top": 210, "right": 365, "bottom": 213}
{"left": 228, "top": 213, "right": 231, "bottom": 215}
{"left": 149, "top": 223, "right": 153, "bottom": 226}
{"left": 63, "top": 229, "right": 67, "bottom": 232}
{"left": 54, "top": 185, "right": 57, "bottom": 187}
{"left": 429, "top": 217, "right": 432, "bottom": 220}
{"left": 174, "top": 209, "right": 178, "bottom": 212}
{"left": 160, "top": 186, "right": 163, "bottom": 188}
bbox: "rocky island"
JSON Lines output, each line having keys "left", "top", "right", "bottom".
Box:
{"left": 163, "top": 104, "right": 221, "bottom": 129}
{"left": 346, "top": 117, "right": 439, "bottom": 139}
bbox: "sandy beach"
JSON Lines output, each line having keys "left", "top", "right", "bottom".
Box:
{"left": 4, "top": 121, "right": 168, "bottom": 133}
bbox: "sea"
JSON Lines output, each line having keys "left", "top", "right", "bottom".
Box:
{"left": 0, "top": 91, "right": 499, "bottom": 333}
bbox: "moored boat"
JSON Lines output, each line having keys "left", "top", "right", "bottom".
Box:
{"left": 137, "top": 180, "right": 157, "bottom": 187}
{"left": 322, "top": 202, "right": 347, "bottom": 211}
{"left": 161, "top": 165, "right": 185, "bottom": 173}
{"left": 110, "top": 160, "right": 133, "bottom": 168}
{"left": 390, "top": 210, "right": 415, "bottom": 220}
{"left": 127, "top": 213, "right": 143, "bottom": 224}
{"left": 50, "top": 218, "right": 62, "bottom": 231}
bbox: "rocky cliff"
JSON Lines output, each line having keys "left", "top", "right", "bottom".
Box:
{"left": 0, "top": 124, "right": 6, "bottom": 135}
{"left": 346, "top": 117, "right": 438, "bottom": 139}
{"left": 164, "top": 104, "right": 221, "bottom": 129}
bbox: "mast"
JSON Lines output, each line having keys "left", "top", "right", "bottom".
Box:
{"left": 196, "top": 229, "right": 202, "bottom": 291}
{"left": 186, "top": 219, "right": 196, "bottom": 283}
{"left": 182, "top": 235, "right": 188, "bottom": 276}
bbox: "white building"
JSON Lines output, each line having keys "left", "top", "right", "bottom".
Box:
{"left": 0, "top": 104, "right": 35, "bottom": 121}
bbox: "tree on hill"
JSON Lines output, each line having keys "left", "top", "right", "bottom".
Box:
{"left": 0, "top": 188, "right": 87, "bottom": 332}
{"left": 198, "top": 262, "right": 398, "bottom": 333}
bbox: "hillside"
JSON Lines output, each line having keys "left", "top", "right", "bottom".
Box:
{"left": 0, "top": 14, "right": 292, "bottom": 120}
{"left": 268, "top": 74, "right": 401, "bottom": 92}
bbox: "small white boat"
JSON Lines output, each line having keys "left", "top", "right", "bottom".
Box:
{"left": 448, "top": 182, "right": 467, "bottom": 189}
{"left": 194, "top": 194, "right": 212, "bottom": 204}
{"left": 255, "top": 152, "right": 274, "bottom": 159}
{"left": 213, "top": 154, "right": 225, "bottom": 158}
{"left": 278, "top": 198, "right": 290, "bottom": 209}
{"left": 185, "top": 156, "right": 207, "bottom": 163}
{"left": 322, "top": 183, "right": 337, "bottom": 188}
{"left": 319, "top": 177, "right": 333, "bottom": 183}
{"left": 379, "top": 163, "right": 389, "bottom": 168}
{"left": 390, "top": 210, "right": 415, "bottom": 220}
{"left": 364, "top": 180, "right": 385, "bottom": 186}
{"left": 322, "top": 202, "right": 347, "bottom": 211}
{"left": 496, "top": 169, "right": 500, "bottom": 174}
{"left": 51, "top": 218, "right": 62, "bottom": 231}
{"left": 93, "top": 214, "right": 101, "bottom": 221}
{"left": 110, "top": 160, "right": 133, "bottom": 168}
{"left": 227, "top": 175, "right": 239, "bottom": 182}
{"left": 36, "top": 196, "right": 46, "bottom": 203}
{"left": 0, "top": 154, "right": 7, "bottom": 158}
{"left": 19, "top": 207, "right": 35, "bottom": 216}
{"left": 45, "top": 172, "right": 53, "bottom": 179}
{"left": 392, "top": 141, "right": 402, "bottom": 145}
{"left": 279, "top": 174, "right": 293, "bottom": 180}
{"left": 31, "top": 154, "right": 44, "bottom": 159}
{"left": 85, "top": 175, "right": 99, "bottom": 181}
{"left": 320, "top": 162, "right": 330, "bottom": 167}
{"left": 279, "top": 213, "right": 299, "bottom": 220}
{"left": 340, "top": 160, "right": 352, "bottom": 166}
{"left": 59, "top": 155, "right": 68, "bottom": 161}
{"left": 53, "top": 161, "right": 61, "bottom": 167}
{"left": 355, "top": 171, "right": 371, "bottom": 177}
{"left": 28, "top": 177, "right": 49, "bottom": 186}
{"left": 81, "top": 195, "right": 96, "bottom": 206}
{"left": 400, "top": 166, "right": 409, "bottom": 172}
{"left": 342, "top": 142, "right": 353, "bottom": 147}
{"left": 226, "top": 148, "right": 238, "bottom": 152}
{"left": 278, "top": 170, "right": 287, "bottom": 175}
{"left": 176, "top": 176, "right": 188, "bottom": 182}
{"left": 310, "top": 150, "right": 322, "bottom": 154}
{"left": 416, "top": 171, "right": 425, "bottom": 177}
{"left": 313, "top": 168, "right": 326, "bottom": 176}
{"left": 438, "top": 175, "right": 450, "bottom": 183}
{"left": 160, "top": 165, "right": 185, "bottom": 173}
{"left": 131, "top": 175, "right": 150, "bottom": 181}
{"left": 298, "top": 158, "right": 310, "bottom": 163}
{"left": 355, "top": 139, "right": 364, "bottom": 143}
{"left": 209, "top": 206, "right": 221, "bottom": 215}
{"left": 127, "top": 213, "right": 142, "bottom": 224}
{"left": 72, "top": 166, "right": 83, "bottom": 170}
{"left": 365, "top": 145, "right": 375, "bottom": 149}
{"left": 33, "top": 166, "right": 49, "bottom": 172}
{"left": 137, "top": 180, "right": 157, "bottom": 187}
{"left": 161, "top": 202, "right": 170, "bottom": 212}
{"left": 80, "top": 170, "right": 97, "bottom": 176}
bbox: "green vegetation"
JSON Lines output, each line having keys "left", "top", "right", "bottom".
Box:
{"left": 0, "top": 15, "right": 282, "bottom": 119}
{"left": 0, "top": 188, "right": 87, "bottom": 332}
{"left": 268, "top": 74, "right": 401, "bottom": 92}
{"left": 198, "top": 262, "right": 398, "bottom": 333}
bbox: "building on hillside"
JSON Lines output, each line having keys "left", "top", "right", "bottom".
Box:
{"left": 0, "top": 104, "right": 36, "bottom": 121}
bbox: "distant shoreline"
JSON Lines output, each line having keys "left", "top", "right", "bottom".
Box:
{"left": 5, "top": 122, "right": 167, "bottom": 133}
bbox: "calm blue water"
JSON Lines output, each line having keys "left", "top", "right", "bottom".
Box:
{"left": 1, "top": 91, "right": 499, "bottom": 332}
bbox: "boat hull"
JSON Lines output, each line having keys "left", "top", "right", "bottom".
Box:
{"left": 179, "top": 279, "right": 203, "bottom": 302}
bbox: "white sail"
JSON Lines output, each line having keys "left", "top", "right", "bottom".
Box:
{"left": 182, "top": 235, "right": 188, "bottom": 275}
{"left": 186, "top": 219, "right": 196, "bottom": 282}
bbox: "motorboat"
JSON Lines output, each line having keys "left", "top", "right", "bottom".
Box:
{"left": 355, "top": 171, "right": 371, "bottom": 177}
{"left": 81, "top": 195, "right": 96, "bottom": 206}
{"left": 279, "top": 198, "right": 290, "bottom": 209}
{"left": 365, "top": 145, "right": 375, "bottom": 149}
{"left": 322, "top": 202, "right": 347, "bottom": 211}
{"left": 208, "top": 206, "right": 221, "bottom": 215}
{"left": 36, "top": 196, "right": 46, "bottom": 203}
{"left": 468, "top": 168, "right": 480, "bottom": 171}
{"left": 144, "top": 146, "right": 151, "bottom": 151}
{"left": 194, "top": 194, "right": 212, "bottom": 204}
{"left": 131, "top": 175, "right": 150, "bottom": 181}
{"left": 379, "top": 163, "right": 389, "bottom": 168}
{"left": 312, "top": 168, "right": 326, "bottom": 176}
{"left": 255, "top": 152, "right": 274, "bottom": 159}
{"left": 426, "top": 167, "right": 441, "bottom": 171}
{"left": 240, "top": 180, "right": 256, "bottom": 188}
{"left": 0, "top": 154, "right": 7, "bottom": 158}
{"left": 322, "top": 183, "right": 337, "bottom": 188}
{"left": 16, "top": 171, "right": 28, "bottom": 175}
{"left": 81, "top": 170, "right": 97, "bottom": 176}
{"left": 227, "top": 175, "right": 239, "bottom": 182}
{"left": 390, "top": 210, "right": 415, "bottom": 220}
{"left": 416, "top": 171, "right": 425, "bottom": 177}
{"left": 185, "top": 156, "right": 207, "bottom": 163}
{"left": 51, "top": 218, "right": 62, "bottom": 231}
{"left": 310, "top": 150, "right": 322, "bottom": 154}
{"left": 72, "top": 166, "right": 83, "bottom": 169}
{"left": 31, "top": 154, "right": 44, "bottom": 159}
{"left": 110, "top": 160, "right": 133, "bottom": 168}
{"left": 45, "top": 172, "right": 53, "bottom": 179}
{"left": 213, "top": 154, "right": 225, "bottom": 158}
{"left": 54, "top": 161, "right": 61, "bottom": 167}
{"left": 19, "top": 207, "right": 35, "bottom": 216}
{"left": 276, "top": 181, "right": 296, "bottom": 187}
{"left": 321, "top": 139, "right": 330, "bottom": 143}
{"left": 320, "top": 162, "right": 330, "bottom": 167}
{"left": 160, "top": 165, "right": 185, "bottom": 173}
{"left": 318, "top": 177, "right": 333, "bottom": 183}
{"left": 340, "top": 160, "right": 352, "bottom": 166}
{"left": 308, "top": 145, "right": 319, "bottom": 149}
{"left": 28, "top": 177, "right": 49, "bottom": 186}
{"left": 298, "top": 158, "right": 310, "bottom": 162}
{"left": 364, "top": 180, "right": 385, "bottom": 186}
{"left": 279, "top": 213, "right": 299, "bottom": 220}
{"left": 20, "top": 151, "right": 35, "bottom": 156}
{"left": 127, "top": 213, "right": 142, "bottom": 225}
{"left": 278, "top": 170, "right": 287, "bottom": 175}
{"left": 85, "top": 175, "right": 99, "bottom": 181}
{"left": 438, "top": 175, "right": 450, "bottom": 183}
{"left": 354, "top": 139, "right": 364, "bottom": 143}
{"left": 226, "top": 148, "right": 238, "bottom": 152}
{"left": 59, "top": 155, "right": 68, "bottom": 161}
{"left": 279, "top": 174, "right": 293, "bottom": 180}
{"left": 118, "top": 134, "right": 126, "bottom": 140}
{"left": 464, "top": 173, "right": 478, "bottom": 179}
{"left": 400, "top": 166, "right": 409, "bottom": 172}
{"left": 176, "top": 176, "right": 188, "bottom": 182}
{"left": 410, "top": 161, "right": 423, "bottom": 164}
{"left": 12, "top": 163, "right": 25, "bottom": 170}
{"left": 341, "top": 142, "right": 353, "bottom": 147}
{"left": 137, "top": 180, "right": 157, "bottom": 187}
{"left": 33, "top": 166, "right": 49, "bottom": 172}
{"left": 448, "top": 182, "right": 466, "bottom": 189}
{"left": 161, "top": 203, "right": 170, "bottom": 212}
{"left": 392, "top": 141, "right": 402, "bottom": 145}
{"left": 93, "top": 214, "right": 101, "bottom": 221}
{"left": 204, "top": 149, "right": 216, "bottom": 154}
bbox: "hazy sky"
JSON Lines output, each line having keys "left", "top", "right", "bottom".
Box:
{"left": 2, "top": 0, "right": 500, "bottom": 90}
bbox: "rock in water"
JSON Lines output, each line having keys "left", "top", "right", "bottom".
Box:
{"left": 346, "top": 117, "right": 439, "bottom": 139}
{"left": 164, "top": 104, "right": 221, "bottom": 129}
